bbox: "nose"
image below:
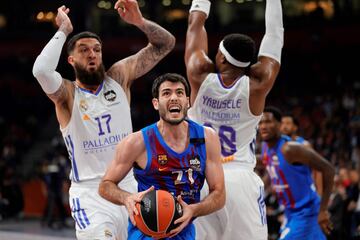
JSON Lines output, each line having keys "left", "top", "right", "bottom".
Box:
{"left": 169, "top": 92, "right": 178, "bottom": 101}
{"left": 88, "top": 49, "right": 96, "bottom": 58}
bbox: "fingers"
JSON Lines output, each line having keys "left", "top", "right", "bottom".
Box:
{"left": 126, "top": 199, "right": 138, "bottom": 226}
{"left": 114, "top": 0, "right": 126, "bottom": 10}
{"left": 320, "top": 220, "right": 333, "bottom": 235}
{"left": 129, "top": 211, "right": 136, "bottom": 226}
{"left": 169, "top": 221, "right": 186, "bottom": 238}
{"left": 58, "top": 5, "right": 69, "bottom": 14}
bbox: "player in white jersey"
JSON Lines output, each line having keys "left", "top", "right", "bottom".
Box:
{"left": 32, "top": 1, "right": 175, "bottom": 239}
{"left": 185, "top": 0, "right": 283, "bottom": 239}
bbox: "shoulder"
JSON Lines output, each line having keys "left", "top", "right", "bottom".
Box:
{"left": 204, "top": 126, "right": 218, "bottom": 142}
{"left": 116, "top": 131, "right": 144, "bottom": 151}
{"left": 281, "top": 141, "right": 306, "bottom": 163}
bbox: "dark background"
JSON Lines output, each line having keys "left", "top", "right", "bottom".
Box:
{"left": 0, "top": 0, "right": 360, "bottom": 238}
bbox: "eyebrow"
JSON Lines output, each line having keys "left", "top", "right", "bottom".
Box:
{"left": 77, "top": 43, "right": 101, "bottom": 48}
{"left": 161, "top": 88, "right": 185, "bottom": 92}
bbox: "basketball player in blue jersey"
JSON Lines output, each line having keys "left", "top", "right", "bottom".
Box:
{"left": 280, "top": 114, "right": 311, "bottom": 147}
{"left": 32, "top": 1, "right": 175, "bottom": 239}
{"left": 281, "top": 113, "right": 323, "bottom": 196}
{"left": 99, "top": 73, "right": 225, "bottom": 240}
{"left": 259, "top": 107, "right": 335, "bottom": 239}
{"left": 185, "top": 0, "right": 283, "bottom": 239}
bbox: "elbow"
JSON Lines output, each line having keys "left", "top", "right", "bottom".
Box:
{"left": 32, "top": 62, "right": 46, "bottom": 79}
{"left": 219, "top": 189, "right": 226, "bottom": 209}
{"left": 214, "top": 188, "right": 226, "bottom": 212}
{"left": 32, "top": 57, "right": 51, "bottom": 79}
{"left": 98, "top": 181, "right": 107, "bottom": 200}
{"left": 165, "top": 34, "right": 176, "bottom": 53}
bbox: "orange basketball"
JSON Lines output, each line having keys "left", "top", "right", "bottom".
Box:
{"left": 134, "top": 189, "right": 183, "bottom": 238}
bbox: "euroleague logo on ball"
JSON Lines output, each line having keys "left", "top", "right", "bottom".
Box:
{"left": 134, "top": 190, "right": 183, "bottom": 238}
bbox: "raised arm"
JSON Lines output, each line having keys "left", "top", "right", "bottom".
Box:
{"left": 107, "top": 0, "right": 175, "bottom": 95}
{"left": 185, "top": 0, "right": 214, "bottom": 104}
{"left": 282, "top": 142, "right": 335, "bottom": 235}
{"left": 32, "top": 5, "right": 75, "bottom": 128}
{"left": 249, "top": 0, "right": 284, "bottom": 114}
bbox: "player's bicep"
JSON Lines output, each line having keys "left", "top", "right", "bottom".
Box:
{"left": 103, "top": 132, "right": 144, "bottom": 183}
{"left": 250, "top": 57, "right": 280, "bottom": 94}
{"left": 204, "top": 128, "right": 224, "bottom": 192}
{"left": 283, "top": 142, "right": 329, "bottom": 171}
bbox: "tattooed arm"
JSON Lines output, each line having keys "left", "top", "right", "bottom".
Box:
{"left": 107, "top": 0, "right": 175, "bottom": 101}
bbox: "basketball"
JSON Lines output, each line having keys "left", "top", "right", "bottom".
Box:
{"left": 134, "top": 190, "right": 183, "bottom": 238}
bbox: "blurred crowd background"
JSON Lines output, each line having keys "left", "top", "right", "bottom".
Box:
{"left": 0, "top": 0, "right": 359, "bottom": 239}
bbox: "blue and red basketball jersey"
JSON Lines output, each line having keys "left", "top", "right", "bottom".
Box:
{"left": 261, "top": 135, "right": 320, "bottom": 217}
{"left": 135, "top": 119, "right": 206, "bottom": 205}
{"left": 294, "top": 135, "right": 306, "bottom": 144}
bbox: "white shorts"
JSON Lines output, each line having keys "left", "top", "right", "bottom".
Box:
{"left": 195, "top": 163, "right": 268, "bottom": 240}
{"left": 69, "top": 176, "right": 137, "bottom": 240}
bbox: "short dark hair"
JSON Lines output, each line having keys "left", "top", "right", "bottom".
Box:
{"left": 67, "top": 31, "right": 102, "bottom": 54}
{"left": 222, "top": 33, "right": 256, "bottom": 66}
{"left": 282, "top": 113, "right": 299, "bottom": 127}
{"left": 152, "top": 73, "right": 190, "bottom": 98}
{"left": 264, "top": 106, "right": 282, "bottom": 122}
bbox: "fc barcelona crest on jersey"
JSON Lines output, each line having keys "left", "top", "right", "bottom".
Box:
{"left": 158, "top": 154, "right": 168, "bottom": 165}
{"left": 189, "top": 156, "right": 201, "bottom": 171}
{"left": 104, "top": 90, "right": 117, "bottom": 102}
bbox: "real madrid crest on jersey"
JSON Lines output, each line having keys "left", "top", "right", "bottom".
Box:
{"left": 104, "top": 90, "right": 117, "bottom": 102}
{"left": 189, "top": 155, "right": 201, "bottom": 171}
{"left": 79, "top": 99, "right": 88, "bottom": 112}
{"left": 158, "top": 154, "right": 168, "bottom": 165}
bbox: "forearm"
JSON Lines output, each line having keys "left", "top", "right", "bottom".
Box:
{"left": 137, "top": 19, "right": 175, "bottom": 53}
{"left": 192, "top": 187, "right": 225, "bottom": 217}
{"left": 258, "top": 0, "right": 284, "bottom": 63}
{"left": 319, "top": 166, "right": 335, "bottom": 211}
{"left": 32, "top": 31, "right": 65, "bottom": 94}
{"left": 98, "top": 180, "right": 131, "bottom": 206}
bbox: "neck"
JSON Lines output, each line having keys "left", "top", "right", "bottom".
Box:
{"left": 157, "top": 120, "right": 189, "bottom": 152}
{"left": 76, "top": 80, "right": 101, "bottom": 93}
{"left": 266, "top": 135, "right": 281, "bottom": 148}
{"left": 220, "top": 68, "right": 244, "bottom": 87}
{"left": 291, "top": 134, "right": 298, "bottom": 140}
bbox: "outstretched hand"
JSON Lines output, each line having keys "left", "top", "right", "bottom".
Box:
{"left": 114, "top": 0, "right": 144, "bottom": 27}
{"left": 318, "top": 210, "right": 333, "bottom": 235}
{"left": 55, "top": 5, "right": 73, "bottom": 36}
{"left": 169, "top": 195, "right": 194, "bottom": 238}
{"left": 124, "top": 186, "right": 154, "bottom": 226}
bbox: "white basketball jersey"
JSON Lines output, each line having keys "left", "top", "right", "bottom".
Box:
{"left": 61, "top": 76, "right": 133, "bottom": 182}
{"left": 188, "top": 73, "right": 261, "bottom": 169}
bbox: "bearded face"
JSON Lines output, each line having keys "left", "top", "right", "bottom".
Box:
{"left": 74, "top": 62, "right": 105, "bottom": 86}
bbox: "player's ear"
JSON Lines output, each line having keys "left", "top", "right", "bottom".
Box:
{"left": 152, "top": 98, "right": 159, "bottom": 110}
{"left": 187, "top": 97, "right": 190, "bottom": 108}
{"left": 68, "top": 56, "right": 74, "bottom": 66}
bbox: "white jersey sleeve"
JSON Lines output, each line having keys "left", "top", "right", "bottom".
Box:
{"left": 188, "top": 73, "right": 261, "bottom": 169}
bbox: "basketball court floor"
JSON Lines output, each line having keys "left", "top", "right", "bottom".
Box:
{"left": 0, "top": 218, "right": 76, "bottom": 240}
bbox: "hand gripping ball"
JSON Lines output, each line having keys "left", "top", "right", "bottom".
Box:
{"left": 134, "top": 190, "right": 183, "bottom": 238}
